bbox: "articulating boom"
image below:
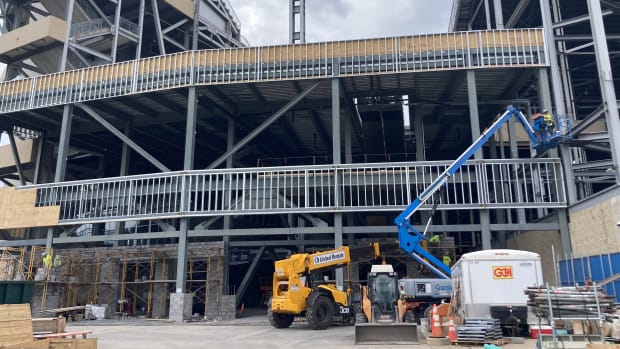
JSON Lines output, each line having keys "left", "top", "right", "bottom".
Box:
{"left": 394, "top": 105, "right": 571, "bottom": 279}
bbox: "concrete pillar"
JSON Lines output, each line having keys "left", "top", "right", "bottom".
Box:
{"left": 169, "top": 292, "right": 192, "bottom": 323}
{"left": 151, "top": 260, "right": 169, "bottom": 318}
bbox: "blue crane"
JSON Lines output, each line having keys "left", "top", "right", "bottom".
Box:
{"left": 394, "top": 105, "right": 571, "bottom": 279}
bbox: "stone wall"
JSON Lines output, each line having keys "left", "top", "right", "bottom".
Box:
{"left": 569, "top": 189, "right": 620, "bottom": 258}
{"left": 505, "top": 230, "right": 561, "bottom": 285}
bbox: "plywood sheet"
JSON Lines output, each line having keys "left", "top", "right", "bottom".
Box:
{"left": 0, "top": 188, "right": 60, "bottom": 230}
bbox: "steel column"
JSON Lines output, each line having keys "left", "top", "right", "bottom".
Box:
{"left": 222, "top": 117, "right": 235, "bottom": 294}
{"left": 587, "top": 0, "right": 620, "bottom": 184}
{"left": 46, "top": 104, "right": 73, "bottom": 250}
{"left": 414, "top": 107, "right": 425, "bottom": 161}
{"left": 468, "top": 70, "right": 491, "bottom": 249}
{"left": 175, "top": 86, "right": 198, "bottom": 293}
{"left": 557, "top": 208, "right": 572, "bottom": 255}
{"left": 77, "top": 103, "right": 170, "bottom": 172}
{"left": 493, "top": 0, "right": 504, "bottom": 29}
{"left": 135, "top": 0, "right": 145, "bottom": 59}
{"left": 332, "top": 77, "right": 343, "bottom": 287}
{"left": 207, "top": 81, "right": 320, "bottom": 169}
{"left": 111, "top": 0, "right": 122, "bottom": 63}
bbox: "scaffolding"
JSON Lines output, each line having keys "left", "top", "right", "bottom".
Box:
{"left": 0, "top": 244, "right": 223, "bottom": 318}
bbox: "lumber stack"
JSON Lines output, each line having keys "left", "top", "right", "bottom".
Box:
{"left": 0, "top": 304, "right": 97, "bottom": 349}
{"left": 525, "top": 286, "right": 617, "bottom": 320}
{"left": 0, "top": 304, "right": 33, "bottom": 347}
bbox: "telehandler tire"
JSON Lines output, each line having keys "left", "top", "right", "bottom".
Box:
{"left": 267, "top": 298, "right": 294, "bottom": 328}
{"left": 306, "top": 295, "right": 334, "bottom": 330}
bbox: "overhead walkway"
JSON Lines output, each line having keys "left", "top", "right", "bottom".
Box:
{"left": 0, "top": 28, "right": 546, "bottom": 114}
{"left": 0, "top": 158, "right": 565, "bottom": 229}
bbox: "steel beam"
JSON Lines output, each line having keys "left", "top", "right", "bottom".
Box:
{"left": 207, "top": 81, "right": 320, "bottom": 169}
{"left": 59, "top": 0, "right": 74, "bottom": 72}
{"left": 505, "top": 0, "right": 531, "bottom": 29}
{"left": 77, "top": 103, "right": 170, "bottom": 172}
{"left": 235, "top": 245, "right": 265, "bottom": 307}
{"left": 7, "top": 131, "right": 25, "bottom": 185}
{"left": 151, "top": 0, "right": 166, "bottom": 55}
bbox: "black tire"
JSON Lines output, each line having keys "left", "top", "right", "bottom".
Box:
{"left": 267, "top": 298, "right": 294, "bottom": 329}
{"left": 306, "top": 295, "right": 334, "bottom": 330}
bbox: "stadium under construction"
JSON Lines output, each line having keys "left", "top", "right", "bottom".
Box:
{"left": 0, "top": 0, "right": 619, "bottom": 320}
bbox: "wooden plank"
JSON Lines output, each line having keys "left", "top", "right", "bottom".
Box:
{"left": 32, "top": 318, "right": 65, "bottom": 334}
{"left": 47, "top": 338, "right": 96, "bottom": 349}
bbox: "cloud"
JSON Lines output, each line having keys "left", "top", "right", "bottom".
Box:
{"left": 228, "top": 0, "right": 453, "bottom": 46}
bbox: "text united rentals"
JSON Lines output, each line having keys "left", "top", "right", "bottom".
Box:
{"left": 313, "top": 251, "right": 346, "bottom": 265}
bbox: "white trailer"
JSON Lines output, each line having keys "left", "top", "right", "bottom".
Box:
{"left": 451, "top": 249, "right": 543, "bottom": 332}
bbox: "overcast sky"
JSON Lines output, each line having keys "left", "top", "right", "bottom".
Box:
{"left": 227, "top": 0, "right": 454, "bottom": 46}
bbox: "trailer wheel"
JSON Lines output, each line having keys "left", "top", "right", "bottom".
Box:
{"left": 306, "top": 295, "right": 334, "bottom": 330}
{"left": 267, "top": 298, "right": 294, "bottom": 328}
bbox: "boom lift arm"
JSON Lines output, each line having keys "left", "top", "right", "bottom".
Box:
{"left": 394, "top": 105, "right": 569, "bottom": 279}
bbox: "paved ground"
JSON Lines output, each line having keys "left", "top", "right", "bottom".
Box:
{"left": 67, "top": 311, "right": 537, "bottom": 349}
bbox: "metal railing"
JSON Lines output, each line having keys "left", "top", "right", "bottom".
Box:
{"left": 24, "top": 159, "right": 566, "bottom": 225}
{"left": 70, "top": 16, "right": 139, "bottom": 38}
{"left": 0, "top": 28, "right": 547, "bottom": 113}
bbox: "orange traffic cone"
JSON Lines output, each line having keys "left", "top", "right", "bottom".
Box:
{"left": 448, "top": 315, "right": 457, "bottom": 343}
{"left": 430, "top": 304, "right": 444, "bottom": 338}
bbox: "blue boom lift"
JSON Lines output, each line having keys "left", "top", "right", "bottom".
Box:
{"left": 394, "top": 105, "right": 571, "bottom": 279}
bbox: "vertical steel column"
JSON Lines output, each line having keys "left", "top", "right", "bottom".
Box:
{"left": 493, "top": 0, "right": 504, "bottom": 29}
{"left": 33, "top": 132, "right": 45, "bottom": 184}
{"left": 59, "top": 0, "right": 74, "bottom": 72}
{"left": 175, "top": 86, "right": 197, "bottom": 293}
{"left": 484, "top": 0, "right": 492, "bottom": 29}
{"left": 135, "top": 0, "right": 145, "bottom": 59}
{"left": 114, "top": 119, "right": 132, "bottom": 244}
{"left": 332, "top": 77, "right": 343, "bottom": 288}
{"left": 467, "top": 70, "right": 491, "bottom": 249}
{"left": 7, "top": 131, "right": 25, "bottom": 185}
{"left": 588, "top": 0, "right": 620, "bottom": 184}
{"left": 111, "top": 0, "right": 122, "bottom": 63}
{"left": 289, "top": 0, "right": 305, "bottom": 44}
{"left": 222, "top": 118, "right": 235, "bottom": 295}
{"left": 46, "top": 104, "right": 73, "bottom": 250}
{"left": 540, "top": 0, "right": 576, "bottom": 205}
{"left": 414, "top": 107, "right": 425, "bottom": 161}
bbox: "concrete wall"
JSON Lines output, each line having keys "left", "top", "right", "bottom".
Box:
{"left": 569, "top": 190, "right": 620, "bottom": 258}
{"left": 506, "top": 230, "right": 561, "bottom": 286}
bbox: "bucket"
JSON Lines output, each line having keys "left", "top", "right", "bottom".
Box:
{"left": 420, "top": 318, "right": 430, "bottom": 333}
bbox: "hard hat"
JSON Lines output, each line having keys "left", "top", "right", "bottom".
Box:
{"left": 542, "top": 109, "right": 548, "bottom": 113}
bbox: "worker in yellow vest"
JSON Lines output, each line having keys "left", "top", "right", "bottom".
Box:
{"left": 43, "top": 252, "right": 52, "bottom": 270}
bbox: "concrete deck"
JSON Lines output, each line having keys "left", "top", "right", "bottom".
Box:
{"left": 67, "top": 311, "right": 538, "bottom": 349}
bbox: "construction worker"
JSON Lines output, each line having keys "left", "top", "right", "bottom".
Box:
{"left": 542, "top": 109, "right": 554, "bottom": 134}
{"left": 428, "top": 235, "right": 440, "bottom": 245}
{"left": 53, "top": 254, "right": 62, "bottom": 268}
{"left": 442, "top": 252, "right": 452, "bottom": 266}
{"left": 42, "top": 252, "right": 52, "bottom": 270}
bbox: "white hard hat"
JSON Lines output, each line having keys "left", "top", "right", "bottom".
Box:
{"left": 542, "top": 109, "right": 548, "bottom": 113}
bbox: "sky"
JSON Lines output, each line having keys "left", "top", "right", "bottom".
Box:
{"left": 227, "top": 0, "right": 454, "bottom": 46}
